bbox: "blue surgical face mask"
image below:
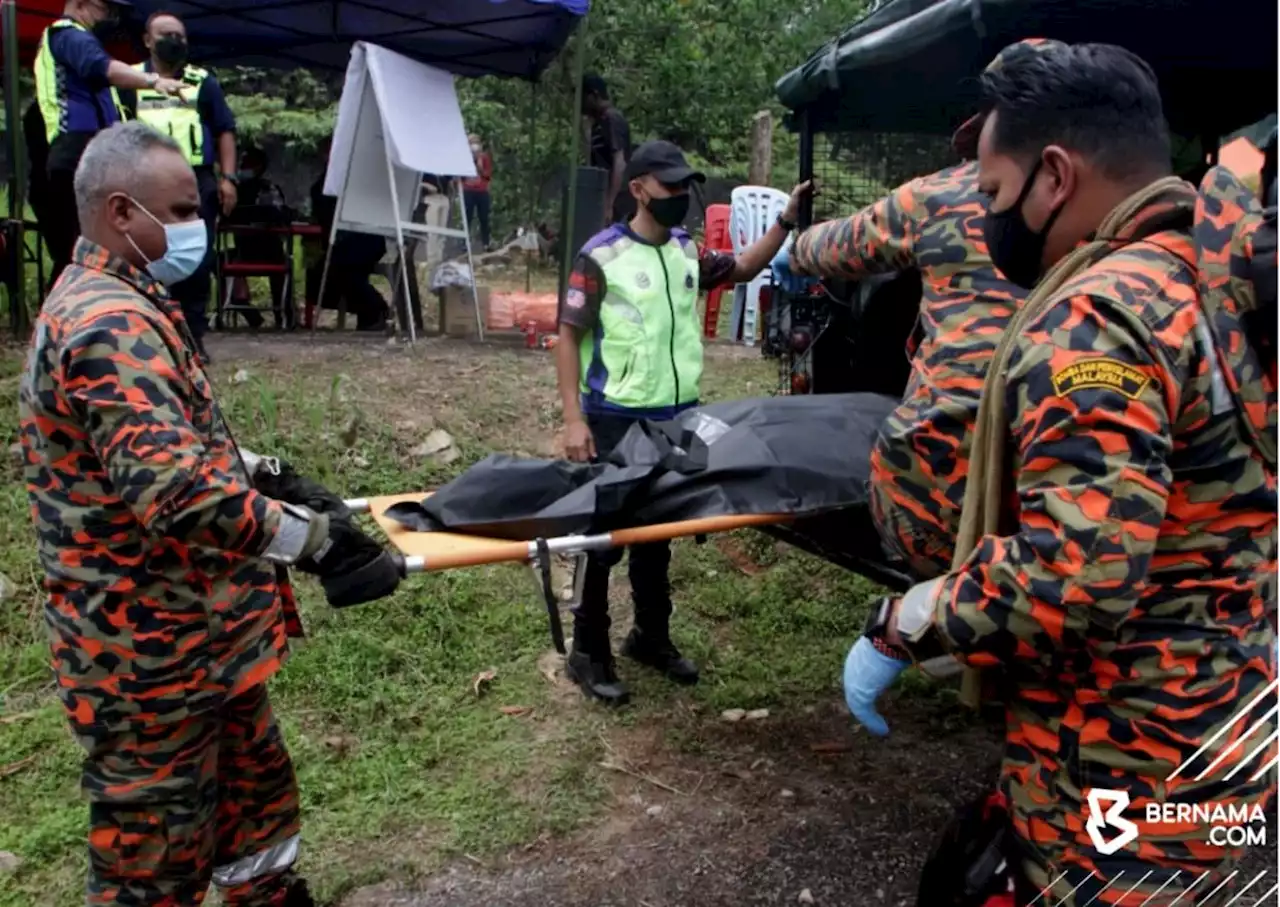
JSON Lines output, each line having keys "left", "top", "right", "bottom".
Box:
{"left": 125, "top": 197, "right": 207, "bottom": 286}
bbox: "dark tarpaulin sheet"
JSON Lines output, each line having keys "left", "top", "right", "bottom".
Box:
{"left": 384, "top": 393, "right": 899, "bottom": 542}
{"left": 774, "top": 0, "right": 1278, "bottom": 140}
{"left": 108, "top": 0, "right": 588, "bottom": 78}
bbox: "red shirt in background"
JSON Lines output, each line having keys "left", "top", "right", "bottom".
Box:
{"left": 462, "top": 151, "right": 493, "bottom": 193}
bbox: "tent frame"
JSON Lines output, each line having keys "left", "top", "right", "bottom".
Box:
{"left": 2, "top": 0, "right": 30, "bottom": 331}
{"left": 148, "top": 0, "right": 563, "bottom": 70}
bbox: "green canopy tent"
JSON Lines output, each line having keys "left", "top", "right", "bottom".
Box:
{"left": 777, "top": 0, "right": 1276, "bottom": 136}
{"left": 775, "top": 0, "right": 1278, "bottom": 225}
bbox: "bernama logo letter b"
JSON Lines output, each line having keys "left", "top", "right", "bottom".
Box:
{"left": 1086, "top": 789, "right": 1140, "bottom": 856}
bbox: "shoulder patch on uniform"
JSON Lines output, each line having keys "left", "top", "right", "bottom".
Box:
{"left": 566, "top": 287, "right": 585, "bottom": 309}
{"left": 1051, "top": 358, "right": 1150, "bottom": 399}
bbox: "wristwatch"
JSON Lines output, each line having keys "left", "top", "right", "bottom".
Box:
{"left": 862, "top": 596, "right": 912, "bottom": 661}
{"left": 221, "top": 173, "right": 238, "bottom": 185}
{"left": 868, "top": 577, "right": 950, "bottom": 663}
{"left": 776, "top": 212, "right": 796, "bottom": 232}
{"left": 144, "top": 71, "right": 159, "bottom": 89}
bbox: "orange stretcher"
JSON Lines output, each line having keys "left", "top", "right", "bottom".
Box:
{"left": 345, "top": 494, "right": 964, "bottom": 679}
{"left": 345, "top": 493, "right": 795, "bottom": 654}
{"left": 347, "top": 493, "right": 794, "bottom": 572}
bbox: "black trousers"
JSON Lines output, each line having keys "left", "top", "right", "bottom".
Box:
{"left": 44, "top": 168, "right": 79, "bottom": 287}
{"left": 167, "top": 168, "right": 219, "bottom": 350}
{"left": 305, "top": 251, "right": 387, "bottom": 329}
{"left": 464, "top": 189, "right": 491, "bottom": 247}
{"left": 571, "top": 414, "right": 672, "bottom": 653}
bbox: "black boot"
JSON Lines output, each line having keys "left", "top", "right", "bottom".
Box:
{"left": 565, "top": 637, "right": 630, "bottom": 706}
{"left": 567, "top": 552, "right": 629, "bottom": 706}
{"left": 621, "top": 627, "right": 699, "bottom": 685}
{"left": 624, "top": 541, "right": 696, "bottom": 685}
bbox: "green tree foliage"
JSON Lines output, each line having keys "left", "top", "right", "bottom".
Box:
{"left": 196, "top": 1, "right": 875, "bottom": 235}
{"left": 219, "top": 67, "right": 340, "bottom": 152}
{"left": 456, "top": 0, "right": 874, "bottom": 237}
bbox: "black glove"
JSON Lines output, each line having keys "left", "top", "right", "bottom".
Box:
{"left": 253, "top": 457, "right": 351, "bottom": 520}
{"left": 297, "top": 516, "right": 402, "bottom": 608}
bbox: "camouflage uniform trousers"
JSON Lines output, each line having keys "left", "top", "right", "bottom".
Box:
{"left": 77, "top": 683, "right": 301, "bottom": 906}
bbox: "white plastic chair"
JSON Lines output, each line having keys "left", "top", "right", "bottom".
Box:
{"left": 729, "top": 186, "right": 788, "bottom": 345}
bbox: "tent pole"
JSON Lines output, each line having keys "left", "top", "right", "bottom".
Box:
{"left": 2, "top": 0, "right": 20, "bottom": 220}
{"left": 797, "top": 108, "right": 814, "bottom": 230}
{"left": 3, "top": 0, "right": 29, "bottom": 329}
{"left": 525, "top": 77, "right": 536, "bottom": 294}
{"left": 556, "top": 10, "right": 589, "bottom": 312}
{"left": 455, "top": 178, "right": 482, "bottom": 340}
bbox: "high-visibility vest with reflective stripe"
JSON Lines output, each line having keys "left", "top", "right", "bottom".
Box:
{"left": 578, "top": 225, "right": 704, "bottom": 414}
{"left": 34, "top": 18, "right": 126, "bottom": 144}
{"left": 130, "top": 62, "right": 209, "bottom": 165}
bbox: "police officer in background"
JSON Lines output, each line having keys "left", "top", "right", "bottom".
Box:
{"left": 123, "top": 11, "right": 237, "bottom": 362}
{"left": 34, "top": 0, "right": 187, "bottom": 283}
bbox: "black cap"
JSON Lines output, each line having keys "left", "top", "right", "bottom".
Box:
{"left": 624, "top": 140, "right": 706, "bottom": 185}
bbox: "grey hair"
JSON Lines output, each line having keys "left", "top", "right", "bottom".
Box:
{"left": 73, "top": 122, "right": 184, "bottom": 223}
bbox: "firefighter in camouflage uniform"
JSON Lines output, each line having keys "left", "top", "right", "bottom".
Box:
{"left": 849, "top": 41, "right": 1278, "bottom": 906}
{"left": 19, "top": 122, "right": 396, "bottom": 906}
{"left": 780, "top": 154, "right": 1029, "bottom": 583}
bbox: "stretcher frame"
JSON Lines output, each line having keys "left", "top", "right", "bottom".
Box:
{"left": 345, "top": 493, "right": 795, "bottom": 655}
{"left": 346, "top": 494, "right": 793, "bottom": 573}
{"left": 346, "top": 494, "right": 962, "bottom": 680}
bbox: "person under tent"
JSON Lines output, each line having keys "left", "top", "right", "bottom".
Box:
{"left": 307, "top": 155, "right": 389, "bottom": 332}
{"left": 225, "top": 146, "right": 292, "bottom": 329}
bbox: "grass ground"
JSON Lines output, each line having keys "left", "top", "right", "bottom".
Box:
{"left": 0, "top": 331, "right": 919, "bottom": 905}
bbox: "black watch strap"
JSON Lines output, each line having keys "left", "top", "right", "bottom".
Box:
{"left": 863, "top": 595, "right": 894, "bottom": 639}
{"left": 776, "top": 212, "right": 796, "bottom": 232}
{"left": 862, "top": 596, "right": 911, "bottom": 661}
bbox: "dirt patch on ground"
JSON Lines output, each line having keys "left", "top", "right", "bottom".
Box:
{"left": 204, "top": 331, "right": 766, "bottom": 462}
{"left": 342, "top": 697, "right": 1004, "bottom": 907}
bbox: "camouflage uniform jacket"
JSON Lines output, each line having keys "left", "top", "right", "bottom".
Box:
{"left": 19, "top": 239, "right": 293, "bottom": 738}
{"left": 791, "top": 162, "right": 1027, "bottom": 542}
{"left": 920, "top": 185, "right": 1277, "bottom": 898}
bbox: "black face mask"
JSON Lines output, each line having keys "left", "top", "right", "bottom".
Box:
{"left": 645, "top": 192, "right": 689, "bottom": 229}
{"left": 154, "top": 35, "right": 189, "bottom": 68}
{"left": 983, "top": 158, "right": 1065, "bottom": 290}
{"left": 91, "top": 13, "right": 122, "bottom": 41}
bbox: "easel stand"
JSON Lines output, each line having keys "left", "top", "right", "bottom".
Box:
{"left": 315, "top": 41, "right": 484, "bottom": 343}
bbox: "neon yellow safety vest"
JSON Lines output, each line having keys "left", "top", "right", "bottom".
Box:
{"left": 34, "top": 18, "right": 127, "bottom": 144}
{"left": 578, "top": 225, "right": 704, "bottom": 415}
{"left": 130, "top": 62, "right": 209, "bottom": 165}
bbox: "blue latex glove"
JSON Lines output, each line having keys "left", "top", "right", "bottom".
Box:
{"left": 770, "top": 244, "right": 816, "bottom": 294}
{"left": 843, "top": 636, "right": 910, "bottom": 736}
